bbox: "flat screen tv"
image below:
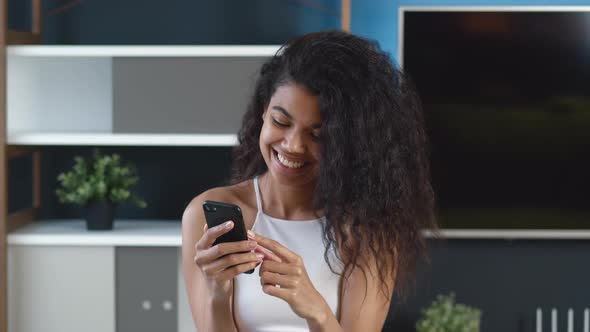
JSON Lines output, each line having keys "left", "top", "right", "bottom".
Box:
{"left": 400, "top": 7, "right": 590, "bottom": 229}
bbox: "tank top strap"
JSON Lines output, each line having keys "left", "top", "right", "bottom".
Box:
{"left": 253, "top": 176, "right": 263, "bottom": 212}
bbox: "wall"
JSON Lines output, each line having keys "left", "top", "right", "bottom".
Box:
{"left": 8, "top": 0, "right": 341, "bottom": 44}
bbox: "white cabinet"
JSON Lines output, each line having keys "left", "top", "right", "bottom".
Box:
{"left": 7, "top": 220, "right": 195, "bottom": 332}
{"left": 7, "top": 245, "right": 116, "bottom": 332}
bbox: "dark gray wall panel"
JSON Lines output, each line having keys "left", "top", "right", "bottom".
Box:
{"left": 8, "top": 154, "right": 33, "bottom": 214}
{"left": 39, "top": 146, "right": 234, "bottom": 221}
{"left": 113, "top": 57, "right": 268, "bottom": 134}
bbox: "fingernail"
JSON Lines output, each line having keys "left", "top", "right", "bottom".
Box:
{"left": 248, "top": 241, "right": 257, "bottom": 249}
{"left": 247, "top": 230, "right": 255, "bottom": 238}
{"left": 256, "top": 253, "right": 264, "bottom": 261}
{"left": 225, "top": 221, "right": 233, "bottom": 228}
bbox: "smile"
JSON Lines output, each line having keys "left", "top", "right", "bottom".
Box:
{"left": 273, "top": 149, "right": 306, "bottom": 169}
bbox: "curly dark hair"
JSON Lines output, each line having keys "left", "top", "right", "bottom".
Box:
{"left": 230, "top": 30, "right": 438, "bottom": 299}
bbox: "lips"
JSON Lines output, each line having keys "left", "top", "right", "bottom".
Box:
{"left": 271, "top": 148, "right": 310, "bottom": 172}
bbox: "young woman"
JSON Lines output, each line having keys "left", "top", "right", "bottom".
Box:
{"left": 182, "top": 30, "right": 437, "bottom": 332}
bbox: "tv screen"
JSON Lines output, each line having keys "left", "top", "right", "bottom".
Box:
{"left": 401, "top": 9, "right": 590, "bottom": 228}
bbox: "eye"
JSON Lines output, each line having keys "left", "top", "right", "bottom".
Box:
{"left": 272, "top": 118, "right": 289, "bottom": 127}
{"left": 310, "top": 131, "right": 320, "bottom": 141}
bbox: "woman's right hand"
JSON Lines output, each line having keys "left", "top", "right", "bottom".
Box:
{"left": 193, "top": 220, "right": 264, "bottom": 300}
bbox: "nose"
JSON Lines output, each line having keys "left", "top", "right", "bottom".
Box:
{"left": 282, "top": 129, "right": 306, "bottom": 154}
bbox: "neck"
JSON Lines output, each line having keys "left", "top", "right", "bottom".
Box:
{"left": 258, "top": 172, "right": 320, "bottom": 220}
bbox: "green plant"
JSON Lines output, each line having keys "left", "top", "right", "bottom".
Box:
{"left": 416, "top": 293, "right": 482, "bottom": 332}
{"left": 56, "top": 150, "right": 147, "bottom": 208}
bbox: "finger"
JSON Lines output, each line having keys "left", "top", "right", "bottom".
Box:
{"left": 194, "top": 223, "right": 210, "bottom": 252}
{"left": 262, "top": 284, "right": 292, "bottom": 302}
{"left": 197, "top": 240, "right": 257, "bottom": 263}
{"left": 260, "top": 271, "right": 296, "bottom": 288}
{"left": 254, "top": 245, "right": 282, "bottom": 262}
{"left": 248, "top": 231, "right": 299, "bottom": 263}
{"left": 197, "top": 220, "right": 234, "bottom": 250}
{"left": 259, "top": 260, "right": 296, "bottom": 276}
{"left": 203, "top": 251, "right": 264, "bottom": 276}
{"left": 216, "top": 261, "right": 261, "bottom": 280}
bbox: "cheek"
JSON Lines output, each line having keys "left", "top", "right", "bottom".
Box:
{"left": 259, "top": 123, "right": 274, "bottom": 146}
{"left": 259, "top": 123, "right": 278, "bottom": 161}
{"left": 310, "top": 146, "right": 321, "bottom": 162}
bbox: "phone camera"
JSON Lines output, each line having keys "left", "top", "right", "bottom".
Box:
{"left": 205, "top": 205, "right": 217, "bottom": 212}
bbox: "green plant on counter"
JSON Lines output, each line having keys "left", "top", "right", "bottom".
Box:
{"left": 56, "top": 150, "right": 147, "bottom": 208}
{"left": 416, "top": 293, "right": 481, "bottom": 332}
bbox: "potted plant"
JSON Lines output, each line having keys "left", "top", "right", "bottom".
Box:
{"left": 56, "top": 150, "right": 147, "bottom": 230}
{"left": 416, "top": 293, "right": 482, "bottom": 332}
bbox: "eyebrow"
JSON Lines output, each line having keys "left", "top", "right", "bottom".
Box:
{"left": 271, "top": 106, "right": 322, "bottom": 129}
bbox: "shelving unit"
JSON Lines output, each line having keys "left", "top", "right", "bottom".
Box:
{"left": 3, "top": 42, "right": 277, "bottom": 332}
{"left": 1, "top": 10, "right": 284, "bottom": 332}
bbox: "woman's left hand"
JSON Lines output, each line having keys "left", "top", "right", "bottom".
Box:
{"left": 248, "top": 230, "right": 331, "bottom": 323}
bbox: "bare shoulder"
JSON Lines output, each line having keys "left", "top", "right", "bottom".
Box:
{"left": 182, "top": 180, "right": 257, "bottom": 231}
{"left": 181, "top": 186, "right": 235, "bottom": 228}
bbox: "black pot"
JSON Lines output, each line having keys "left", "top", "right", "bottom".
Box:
{"left": 86, "top": 201, "right": 116, "bottom": 230}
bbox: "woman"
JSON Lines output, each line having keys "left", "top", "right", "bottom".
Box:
{"left": 182, "top": 30, "right": 437, "bottom": 332}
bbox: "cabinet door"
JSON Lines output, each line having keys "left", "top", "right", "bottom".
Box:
{"left": 116, "top": 247, "right": 177, "bottom": 332}
{"left": 177, "top": 249, "right": 197, "bottom": 332}
{"left": 8, "top": 245, "right": 115, "bottom": 332}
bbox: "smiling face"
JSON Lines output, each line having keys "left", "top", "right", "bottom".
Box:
{"left": 259, "top": 83, "right": 322, "bottom": 187}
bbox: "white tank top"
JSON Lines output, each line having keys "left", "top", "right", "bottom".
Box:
{"left": 233, "top": 177, "right": 341, "bottom": 332}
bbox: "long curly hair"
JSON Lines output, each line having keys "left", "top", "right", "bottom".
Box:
{"left": 230, "top": 30, "right": 438, "bottom": 299}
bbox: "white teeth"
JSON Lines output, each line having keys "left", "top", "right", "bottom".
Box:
{"left": 277, "top": 152, "right": 304, "bottom": 169}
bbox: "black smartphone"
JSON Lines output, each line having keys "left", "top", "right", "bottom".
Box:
{"left": 202, "top": 200, "right": 254, "bottom": 274}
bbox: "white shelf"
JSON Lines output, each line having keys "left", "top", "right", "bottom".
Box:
{"left": 7, "top": 132, "right": 238, "bottom": 146}
{"left": 8, "top": 220, "right": 182, "bottom": 246}
{"left": 7, "top": 47, "right": 264, "bottom": 140}
{"left": 7, "top": 45, "right": 281, "bottom": 57}
{"left": 8, "top": 220, "right": 590, "bottom": 247}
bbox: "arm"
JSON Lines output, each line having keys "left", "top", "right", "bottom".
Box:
{"left": 182, "top": 192, "right": 262, "bottom": 332}
{"left": 337, "top": 258, "right": 394, "bottom": 332}
{"left": 250, "top": 230, "right": 394, "bottom": 332}
{"left": 181, "top": 194, "right": 237, "bottom": 332}
{"left": 310, "top": 254, "right": 394, "bottom": 332}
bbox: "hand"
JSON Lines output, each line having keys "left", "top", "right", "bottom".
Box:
{"left": 248, "top": 230, "right": 331, "bottom": 323}
{"left": 193, "top": 221, "right": 263, "bottom": 299}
